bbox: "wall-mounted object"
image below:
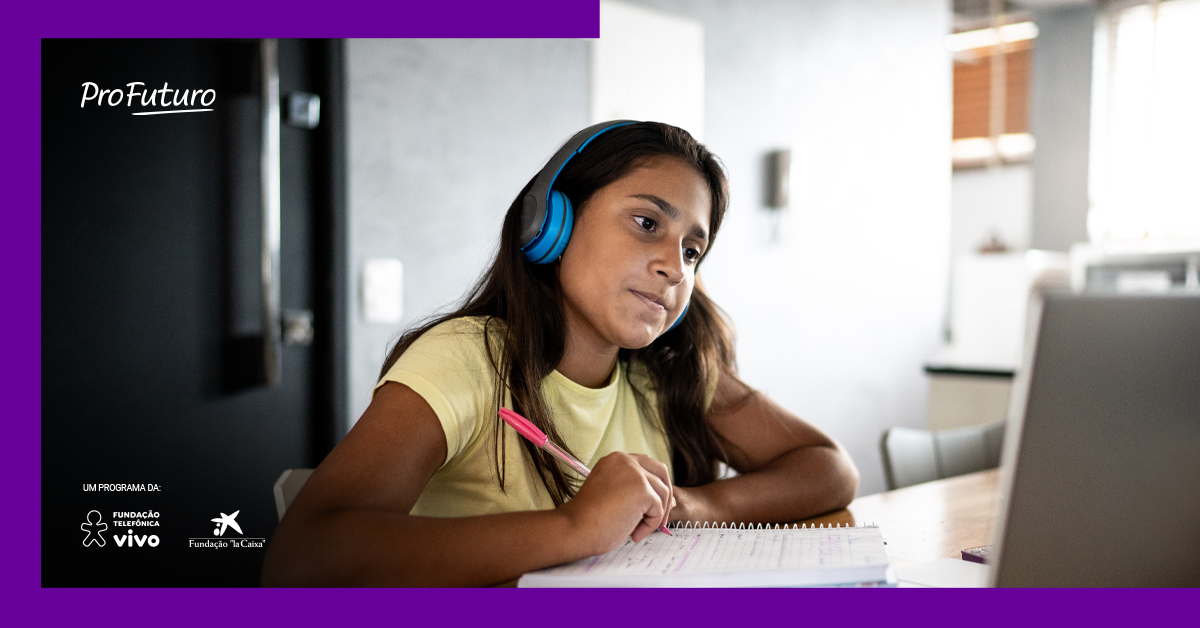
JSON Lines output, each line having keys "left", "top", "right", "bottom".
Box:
{"left": 362, "top": 258, "right": 403, "bottom": 324}
{"left": 282, "top": 309, "right": 315, "bottom": 346}
{"left": 764, "top": 149, "right": 790, "bottom": 209}
{"left": 287, "top": 91, "right": 321, "bottom": 129}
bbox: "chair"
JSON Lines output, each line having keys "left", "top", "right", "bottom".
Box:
{"left": 880, "top": 422, "right": 1005, "bottom": 490}
{"left": 273, "top": 468, "right": 315, "bottom": 521}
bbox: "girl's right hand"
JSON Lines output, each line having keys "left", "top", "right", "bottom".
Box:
{"left": 561, "top": 452, "right": 674, "bottom": 554}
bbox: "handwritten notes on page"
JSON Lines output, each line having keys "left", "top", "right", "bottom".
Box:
{"left": 518, "top": 525, "right": 893, "bottom": 587}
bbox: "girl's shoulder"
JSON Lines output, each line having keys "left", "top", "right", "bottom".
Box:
{"left": 423, "top": 315, "right": 499, "bottom": 336}
{"left": 378, "top": 316, "right": 506, "bottom": 464}
{"left": 413, "top": 315, "right": 506, "bottom": 342}
{"left": 402, "top": 315, "right": 505, "bottom": 364}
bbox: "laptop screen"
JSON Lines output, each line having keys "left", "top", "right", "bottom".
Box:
{"left": 992, "top": 292, "right": 1200, "bottom": 587}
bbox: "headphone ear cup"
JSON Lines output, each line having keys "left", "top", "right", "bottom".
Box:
{"left": 521, "top": 189, "right": 574, "bottom": 264}
{"left": 539, "top": 190, "right": 575, "bottom": 263}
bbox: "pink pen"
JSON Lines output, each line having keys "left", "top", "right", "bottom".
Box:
{"left": 498, "top": 407, "right": 673, "bottom": 536}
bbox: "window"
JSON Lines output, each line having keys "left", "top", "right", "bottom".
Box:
{"left": 949, "top": 21, "right": 1037, "bottom": 168}
{"left": 1088, "top": 0, "right": 1200, "bottom": 241}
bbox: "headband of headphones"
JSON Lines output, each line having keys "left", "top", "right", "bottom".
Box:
{"left": 518, "top": 120, "right": 689, "bottom": 332}
{"left": 519, "top": 120, "right": 637, "bottom": 264}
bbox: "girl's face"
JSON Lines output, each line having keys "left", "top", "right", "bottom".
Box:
{"left": 559, "top": 156, "right": 712, "bottom": 350}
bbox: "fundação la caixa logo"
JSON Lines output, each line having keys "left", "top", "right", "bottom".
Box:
{"left": 190, "top": 510, "right": 266, "bottom": 549}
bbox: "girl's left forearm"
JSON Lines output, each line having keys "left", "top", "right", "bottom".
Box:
{"left": 670, "top": 444, "right": 859, "bottom": 525}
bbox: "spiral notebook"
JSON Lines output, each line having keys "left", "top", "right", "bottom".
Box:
{"left": 518, "top": 522, "right": 895, "bottom": 587}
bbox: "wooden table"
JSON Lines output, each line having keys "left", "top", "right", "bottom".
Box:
{"left": 796, "top": 468, "right": 999, "bottom": 567}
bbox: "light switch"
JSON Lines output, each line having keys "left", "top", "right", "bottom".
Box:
{"left": 363, "top": 258, "right": 403, "bottom": 324}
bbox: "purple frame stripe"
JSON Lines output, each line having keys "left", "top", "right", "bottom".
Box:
{"left": 7, "top": 1, "right": 1196, "bottom": 625}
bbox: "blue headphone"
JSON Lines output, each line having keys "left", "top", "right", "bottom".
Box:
{"left": 518, "top": 120, "right": 689, "bottom": 332}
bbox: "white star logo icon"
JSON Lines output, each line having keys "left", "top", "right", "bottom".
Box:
{"left": 210, "top": 511, "right": 243, "bottom": 536}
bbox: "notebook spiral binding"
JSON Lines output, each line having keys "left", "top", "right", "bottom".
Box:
{"left": 666, "top": 521, "right": 878, "bottom": 530}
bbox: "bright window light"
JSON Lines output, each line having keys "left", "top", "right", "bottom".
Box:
{"left": 946, "top": 21, "right": 1039, "bottom": 52}
{"left": 952, "top": 137, "right": 997, "bottom": 162}
{"left": 996, "top": 133, "right": 1036, "bottom": 159}
{"left": 952, "top": 133, "right": 1036, "bottom": 166}
{"left": 1089, "top": 0, "right": 1200, "bottom": 241}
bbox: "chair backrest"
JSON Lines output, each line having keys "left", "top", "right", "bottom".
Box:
{"left": 273, "top": 468, "right": 315, "bottom": 521}
{"left": 880, "top": 422, "right": 1005, "bottom": 490}
{"left": 880, "top": 427, "right": 937, "bottom": 490}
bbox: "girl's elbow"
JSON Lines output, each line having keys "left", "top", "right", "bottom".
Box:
{"left": 261, "top": 538, "right": 324, "bottom": 587}
{"left": 832, "top": 450, "right": 860, "bottom": 509}
{"left": 260, "top": 516, "right": 348, "bottom": 587}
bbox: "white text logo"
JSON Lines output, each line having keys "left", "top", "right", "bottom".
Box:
{"left": 211, "top": 510, "right": 242, "bottom": 536}
{"left": 81, "top": 510, "right": 107, "bottom": 547}
{"left": 80, "top": 82, "right": 217, "bottom": 115}
{"left": 190, "top": 509, "right": 265, "bottom": 549}
{"left": 113, "top": 529, "right": 160, "bottom": 548}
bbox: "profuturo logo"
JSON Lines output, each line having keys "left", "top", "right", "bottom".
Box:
{"left": 80, "top": 81, "right": 217, "bottom": 116}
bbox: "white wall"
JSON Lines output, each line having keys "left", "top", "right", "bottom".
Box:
{"left": 632, "top": 0, "right": 951, "bottom": 496}
{"left": 593, "top": 1, "right": 706, "bottom": 140}
{"left": 951, "top": 164, "right": 1033, "bottom": 258}
{"left": 346, "top": 38, "right": 591, "bottom": 425}
{"left": 345, "top": 0, "right": 953, "bottom": 496}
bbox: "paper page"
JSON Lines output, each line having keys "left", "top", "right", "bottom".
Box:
{"left": 536, "top": 527, "right": 888, "bottom": 579}
{"left": 895, "top": 558, "right": 991, "bottom": 588}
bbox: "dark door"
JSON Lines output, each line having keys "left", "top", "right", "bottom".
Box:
{"left": 42, "top": 39, "right": 346, "bottom": 587}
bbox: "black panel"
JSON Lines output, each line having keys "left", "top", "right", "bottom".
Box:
{"left": 42, "top": 39, "right": 344, "bottom": 587}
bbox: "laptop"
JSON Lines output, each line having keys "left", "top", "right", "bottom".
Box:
{"left": 990, "top": 292, "right": 1200, "bottom": 587}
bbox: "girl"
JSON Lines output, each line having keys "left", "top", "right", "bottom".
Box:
{"left": 262, "top": 122, "right": 859, "bottom": 587}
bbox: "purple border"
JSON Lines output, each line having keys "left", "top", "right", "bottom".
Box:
{"left": 14, "top": 588, "right": 1200, "bottom": 624}
{"left": 27, "top": 0, "right": 600, "bottom": 38}
{"left": 11, "top": 0, "right": 1198, "bottom": 625}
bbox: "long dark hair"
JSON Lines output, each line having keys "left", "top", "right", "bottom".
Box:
{"left": 379, "top": 122, "right": 736, "bottom": 506}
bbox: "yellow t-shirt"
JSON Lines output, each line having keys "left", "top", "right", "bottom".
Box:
{"left": 374, "top": 316, "right": 677, "bottom": 518}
